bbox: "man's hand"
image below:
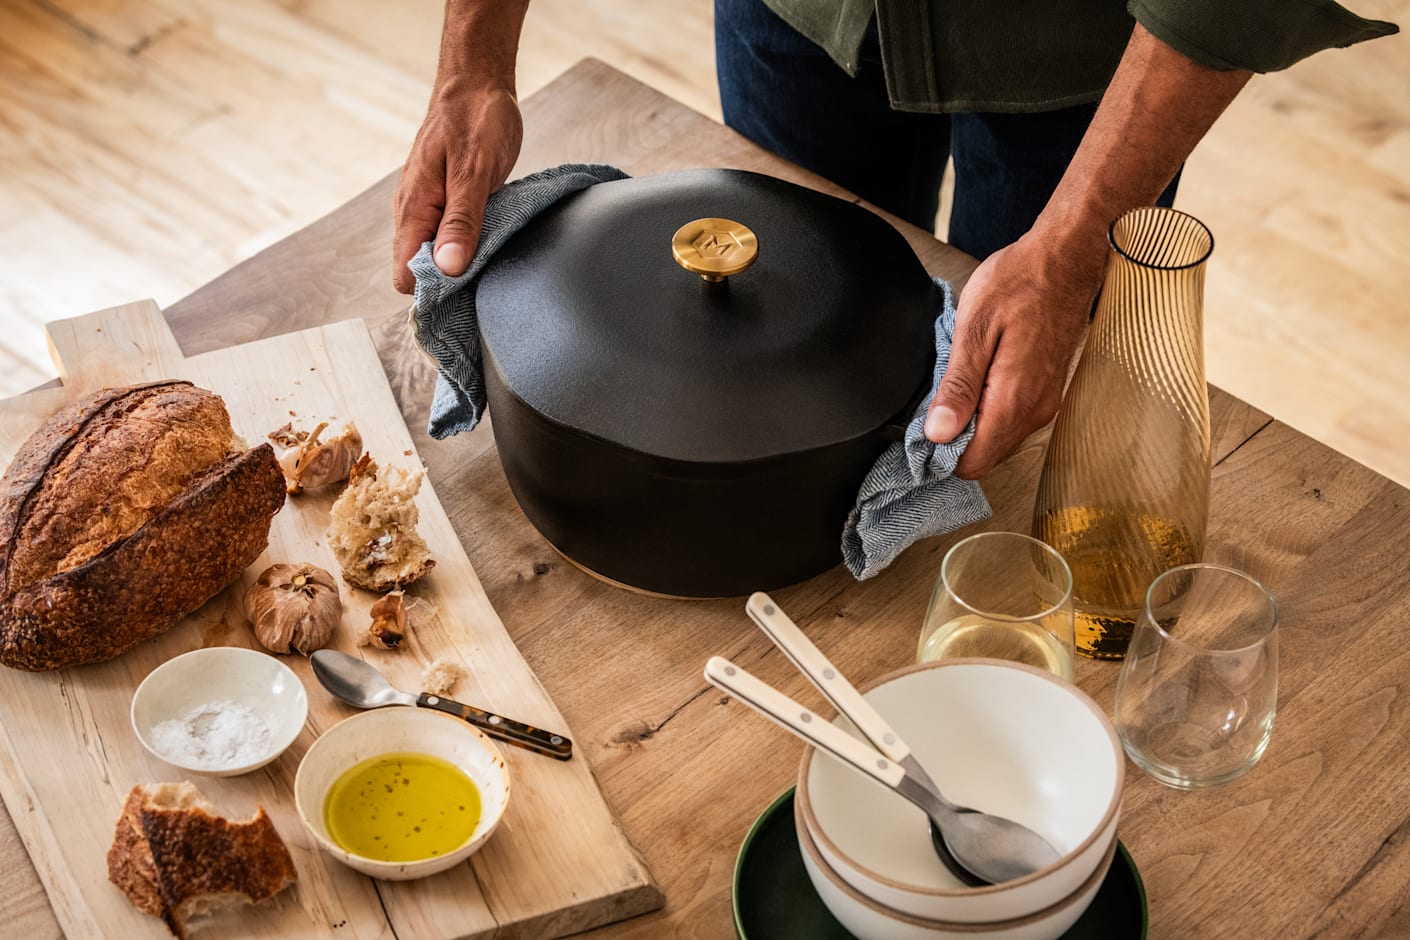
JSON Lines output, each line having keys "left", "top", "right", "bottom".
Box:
{"left": 391, "top": 0, "right": 531, "bottom": 294}
{"left": 392, "top": 82, "right": 522, "bottom": 293}
{"left": 921, "top": 22, "right": 1251, "bottom": 477}
{"left": 925, "top": 229, "right": 1104, "bottom": 479}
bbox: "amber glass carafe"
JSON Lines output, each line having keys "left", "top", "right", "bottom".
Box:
{"left": 1032, "top": 207, "right": 1214, "bottom": 659}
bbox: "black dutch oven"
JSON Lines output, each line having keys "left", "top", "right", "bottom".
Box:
{"left": 475, "top": 168, "right": 939, "bottom": 597}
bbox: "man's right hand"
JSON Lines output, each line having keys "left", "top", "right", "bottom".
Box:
{"left": 392, "top": 0, "right": 531, "bottom": 294}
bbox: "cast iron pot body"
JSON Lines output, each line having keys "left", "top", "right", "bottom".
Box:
{"left": 476, "top": 168, "right": 940, "bottom": 597}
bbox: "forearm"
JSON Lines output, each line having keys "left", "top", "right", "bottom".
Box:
{"left": 927, "top": 24, "right": 1254, "bottom": 469}
{"left": 1035, "top": 23, "right": 1253, "bottom": 261}
{"left": 392, "top": 0, "right": 530, "bottom": 291}
{"left": 435, "top": 0, "right": 531, "bottom": 90}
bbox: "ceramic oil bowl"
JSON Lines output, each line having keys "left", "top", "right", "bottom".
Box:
{"left": 293, "top": 707, "right": 511, "bottom": 880}
{"left": 130, "top": 646, "right": 308, "bottom": 777}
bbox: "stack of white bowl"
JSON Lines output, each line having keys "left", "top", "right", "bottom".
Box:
{"left": 795, "top": 660, "right": 1124, "bottom": 940}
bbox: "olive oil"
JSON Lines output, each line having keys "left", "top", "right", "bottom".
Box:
{"left": 324, "top": 752, "right": 481, "bottom": 862}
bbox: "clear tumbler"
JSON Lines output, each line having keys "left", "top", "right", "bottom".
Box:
{"left": 917, "top": 532, "right": 1076, "bottom": 680}
{"left": 1114, "top": 564, "right": 1279, "bottom": 788}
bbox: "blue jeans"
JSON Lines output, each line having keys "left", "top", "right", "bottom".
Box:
{"left": 715, "top": 0, "right": 1180, "bottom": 260}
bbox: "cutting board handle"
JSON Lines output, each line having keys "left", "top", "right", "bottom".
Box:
{"left": 44, "top": 300, "right": 185, "bottom": 392}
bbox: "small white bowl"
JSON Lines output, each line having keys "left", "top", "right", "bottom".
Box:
{"left": 800, "top": 808, "right": 1117, "bottom": 940}
{"left": 131, "top": 646, "right": 308, "bottom": 777}
{"left": 293, "top": 707, "right": 511, "bottom": 880}
{"left": 798, "top": 659, "right": 1122, "bottom": 923}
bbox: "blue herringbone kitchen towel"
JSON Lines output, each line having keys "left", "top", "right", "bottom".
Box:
{"left": 841, "top": 279, "right": 991, "bottom": 579}
{"left": 411, "top": 163, "right": 630, "bottom": 438}
{"left": 411, "top": 164, "right": 990, "bottom": 579}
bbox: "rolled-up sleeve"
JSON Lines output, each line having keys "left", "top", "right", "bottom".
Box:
{"left": 1129, "top": 0, "right": 1398, "bottom": 72}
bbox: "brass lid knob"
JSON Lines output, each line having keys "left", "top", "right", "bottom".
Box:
{"left": 671, "top": 218, "right": 759, "bottom": 282}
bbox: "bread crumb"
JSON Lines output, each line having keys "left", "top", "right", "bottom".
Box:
{"left": 420, "top": 657, "right": 469, "bottom": 696}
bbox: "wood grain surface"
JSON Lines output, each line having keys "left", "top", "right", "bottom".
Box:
{"left": 3, "top": 59, "right": 1409, "bottom": 940}
{"left": 0, "top": 299, "right": 660, "bottom": 939}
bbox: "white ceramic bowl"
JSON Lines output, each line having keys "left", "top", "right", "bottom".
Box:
{"left": 293, "top": 707, "right": 511, "bottom": 880}
{"left": 800, "top": 807, "right": 1117, "bottom": 940}
{"left": 131, "top": 646, "right": 308, "bottom": 777}
{"left": 797, "top": 659, "right": 1122, "bottom": 923}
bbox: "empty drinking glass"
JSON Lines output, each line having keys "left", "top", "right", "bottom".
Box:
{"left": 1114, "top": 564, "right": 1279, "bottom": 788}
{"left": 917, "top": 532, "right": 1075, "bottom": 680}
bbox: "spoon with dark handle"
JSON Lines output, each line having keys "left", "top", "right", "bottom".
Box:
{"left": 742, "top": 592, "right": 1062, "bottom": 883}
{"left": 704, "top": 655, "right": 1058, "bottom": 885}
{"left": 310, "top": 650, "right": 573, "bottom": 760}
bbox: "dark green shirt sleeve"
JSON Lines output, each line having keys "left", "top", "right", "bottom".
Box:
{"left": 1130, "top": 0, "right": 1397, "bottom": 72}
{"left": 759, "top": 0, "right": 1398, "bottom": 113}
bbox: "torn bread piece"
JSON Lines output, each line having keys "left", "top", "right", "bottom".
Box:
{"left": 107, "top": 781, "right": 297, "bottom": 939}
{"left": 420, "top": 656, "right": 470, "bottom": 696}
{"left": 327, "top": 454, "right": 435, "bottom": 592}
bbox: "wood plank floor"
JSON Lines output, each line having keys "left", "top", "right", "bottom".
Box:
{"left": 2, "top": 0, "right": 1407, "bottom": 487}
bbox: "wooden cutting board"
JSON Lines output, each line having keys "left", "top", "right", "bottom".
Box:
{"left": 0, "top": 301, "right": 662, "bottom": 939}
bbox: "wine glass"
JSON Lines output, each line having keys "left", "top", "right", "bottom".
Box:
{"left": 917, "top": 532, "right": 1075, "bottom": 680}
{"left": 1114, "top": 564, "right": 1279, "bottom": 789}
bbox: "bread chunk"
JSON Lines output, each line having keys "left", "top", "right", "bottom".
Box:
{"left": 327, "top": 453, "right": 435, "bottom": 592}
{"left": 107, "top": 781, "right": 297, "bottom": 938}
{"left": 0, "top": 381, "right": 286, "bottom": 670}
{"left": 421, "top": 655, "right": 469, "bottom": 696}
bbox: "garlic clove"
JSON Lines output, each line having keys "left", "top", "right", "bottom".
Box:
{"left": 268, "top": 421, "right": 363, "bottom": 495}
{"left": 361, "top": 590, "right": 408, "bottom": 650}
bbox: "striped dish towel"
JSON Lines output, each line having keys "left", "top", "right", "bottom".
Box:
{"left": 840, "top": 279, "right": 991, "bottom": 578}
{"left": 410, "top": 163, "right": 629, "bottom": 439}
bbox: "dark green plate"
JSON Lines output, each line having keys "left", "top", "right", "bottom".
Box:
{"left": 733, "top": 789, "right": 1147, "bottom": 939}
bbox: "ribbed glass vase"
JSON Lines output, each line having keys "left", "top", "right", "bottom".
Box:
{"left": 1032, "top": 207, "right": 1214, "bottom": 659}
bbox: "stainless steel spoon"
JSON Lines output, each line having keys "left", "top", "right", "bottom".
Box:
{"left": 703, "top": 654, "right": 1059, "bottom": 886}
{"left": 727, "top": 593, "right": 1062, "bottom": 884}
{"left": 742, "top": 594, "right": 981, "bottom": 884}
{"left": 309, "top": 650, "right": 573, "bottom": 760}
{"left": 742, "top": 597, "right": 981, "bottom": 885}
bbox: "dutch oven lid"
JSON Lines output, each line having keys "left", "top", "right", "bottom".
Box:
{"left": 475, "top": 168, "right": 940, "bottom": 463}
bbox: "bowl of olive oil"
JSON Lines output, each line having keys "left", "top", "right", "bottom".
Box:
{"left": 294, "top": 707, "right": 511, "bottom": 879}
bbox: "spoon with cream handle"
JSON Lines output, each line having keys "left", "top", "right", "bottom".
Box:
{"left": 737, "top": 592, "right": 1060, "bottom": 884}
{"left": 704, "top": 654, "right": 1059, "bottom": 885}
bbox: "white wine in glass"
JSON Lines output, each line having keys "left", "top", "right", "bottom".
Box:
{"left": 918, "top": 532, "right": 1076, "bottom": 681}
{"left": 918, "top": 613, "right": 1073, "bottom": 678}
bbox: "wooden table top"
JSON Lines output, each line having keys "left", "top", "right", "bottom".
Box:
{"left": 5, "top": 58, "right": 1409, "bottom": 939}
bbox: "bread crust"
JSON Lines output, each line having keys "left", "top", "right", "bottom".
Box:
{"left": 107, "top": 782, "right": 298, "bottom": 939}
{"left": 0, "top": 382, "right": 286, "bottom": 671}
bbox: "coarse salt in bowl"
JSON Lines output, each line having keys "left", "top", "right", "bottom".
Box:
{"left": 131, "top": 646, "right": 308, "bottom": 777}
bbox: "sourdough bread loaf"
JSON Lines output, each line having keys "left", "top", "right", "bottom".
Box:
{"left": 0, "top": 381, "right": 285, "bottom": 670}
